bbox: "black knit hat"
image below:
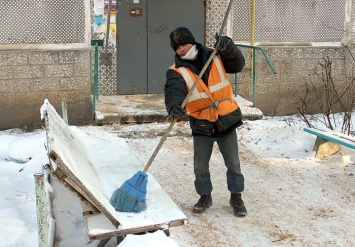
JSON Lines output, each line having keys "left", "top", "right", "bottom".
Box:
{"left": 170, "top": 27, "right": 196, "bottom": 51}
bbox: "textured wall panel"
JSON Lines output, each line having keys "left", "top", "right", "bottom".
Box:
{"left": 205, "top": 0, "right": 346, "bottom": 44}
{"left": 0, "top": 0, "right": 86, "bottom": 45}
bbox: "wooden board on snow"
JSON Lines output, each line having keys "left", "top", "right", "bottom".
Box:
{"left": 45, "top": 102, "right": 121, "bottom": 227}
{"left": 44, "top": 100, "right": 187, "bottom": 239}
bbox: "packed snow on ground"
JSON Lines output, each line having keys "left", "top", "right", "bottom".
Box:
{"left": 0, "top": 112, "right": 354, "bottom": 247}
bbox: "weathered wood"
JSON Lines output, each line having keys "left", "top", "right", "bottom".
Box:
{"left": 47, "top": 162, "right": 101, "bottom": 214}
{"left": 85, "top": 218, "right": 186, "bottom": 240}
{"left": 45, "top": 102, "right": 121, "bottom": 227}
{"left": 43, "top": 100, "right": 188, "bottom": 241}
{"left": 97, "top": 238, "right": 111, "bottom": 247}
{"left": 117, "top": 235, "right": 125, "bottom": 245}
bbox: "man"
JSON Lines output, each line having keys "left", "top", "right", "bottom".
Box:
{"left": 164, "top": 27, "right": 247, "bottom": 217}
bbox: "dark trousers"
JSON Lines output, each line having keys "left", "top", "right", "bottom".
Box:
{"left": 193, "top": 130, "right": 244, "bottom": 195}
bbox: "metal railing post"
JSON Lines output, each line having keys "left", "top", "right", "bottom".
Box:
{"left": 235, "top": 44, "right": 277, "bottom": 106}
{"left": 235, "top": 72, "right": 238, "bottom": 96}
{"left": 61, "top": 98, "right": 68, "bottom": 125}
{"left": 34, "top": 173, "right": 47, "bottom": 247}
{"left": 252, "top": 48, "right": 257, "bottom": 106}
{"left": 90, "top": 39, "right": 104, "bottom": 119}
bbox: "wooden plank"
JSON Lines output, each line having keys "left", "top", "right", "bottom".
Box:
{"left": 85, "top": 213, "right": 186, "bottom": 240}
{"left": 303, "top": 127, "right": 355, "bottom": 149}
{"left": 47, "top": 159, "right": 101, "bottom": 214}
{"left": 45, "top": 102, "right": 121, "bottom": 227}
{"left": 97, "top": 238, "right": 111, "bottom": 247}
{"left": 44, "top": 100, "right": 188, "bottom": 238}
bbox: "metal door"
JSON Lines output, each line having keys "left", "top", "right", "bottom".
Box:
{"left": 147, "top": 0, "right": 205, "bottom": 93}
{"left": 117, "top": 0, "right": 205, "bottom": 94}
{"left": 117, "top": 0, "right": 148, "bottom": 94}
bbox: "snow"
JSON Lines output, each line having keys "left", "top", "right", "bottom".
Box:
{"left": 0, "top": 111, "right": 354, "bottom": 246}
{"left": 45, "top": 100, "right": 187, "bottom": 238}
{"left": 118, "top": 231, "right": 179, "bottom": 247}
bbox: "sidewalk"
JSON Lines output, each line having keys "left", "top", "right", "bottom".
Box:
{"left": 94, "top": 94, "right": 263, "bottom": 125}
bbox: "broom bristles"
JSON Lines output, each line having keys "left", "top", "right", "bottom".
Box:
{"left": 110, "top": 171, "right": 148, "bottom": 213}
{"left": 110, "top": 188, "right": 147, "bottom": 213}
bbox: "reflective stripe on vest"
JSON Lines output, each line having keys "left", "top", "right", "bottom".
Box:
{"left": 170, "top": 55, "right": 238, "bottom": 122}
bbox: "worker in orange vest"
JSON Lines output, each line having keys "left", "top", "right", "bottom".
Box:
{"left": 165, "top": 27, "right": 247, "bottom": 217}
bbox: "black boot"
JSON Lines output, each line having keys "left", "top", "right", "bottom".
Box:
{"left": 193, "top": 194, "right": 212, "bottom": 213}
{"left": 230, "top": 193, "right": 247, "bottom": 217}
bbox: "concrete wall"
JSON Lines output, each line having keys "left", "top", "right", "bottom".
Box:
{"left": 236, "top": 46, "right": 348, "bottom": 115}
{"left": 0, "top": 50, "right": 92, "bottom": 130}
{"left": 0, "top": 0, "right": 92, "bottom": 130}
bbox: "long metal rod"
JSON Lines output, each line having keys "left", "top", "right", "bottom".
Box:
{"left": 105, "top": 0, "right": 112, "bottom": 58}
{"left": 43, "top": 165, "right": 55, "bottom": 247}
{"left": 250, "top": 0, "right": 256, "bottom": 77}
{"left": 143, "top": 0, "right": 235, "bottom": 173}
{"left": 252, "top": 48, "right": 256, "bottom": 106}
{"left": 92, "top": 42, "right": 99, "bottom": 119}
{"left": 235, "top": 44, "right": 276, "bottom": 74}
{"left": 234, "top": 44, "right": 277, "bottom": 105}
{"left": 35, "top": 173, "right": 47, "bottom": 247}
{"left": 94, "top": 43, "right": 99, "bottom": 100}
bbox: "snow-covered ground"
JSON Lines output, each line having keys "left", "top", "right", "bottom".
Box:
{"left": 0, "top": 112, "right": 354, "bottom": 246}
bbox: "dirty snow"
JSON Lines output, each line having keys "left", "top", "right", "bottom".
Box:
{"left": 0, "top": 112, "right": 354, "bottom": 246}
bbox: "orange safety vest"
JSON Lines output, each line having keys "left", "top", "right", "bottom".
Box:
{"left": 170, "top": 55, "right": 239, "bottom": 122}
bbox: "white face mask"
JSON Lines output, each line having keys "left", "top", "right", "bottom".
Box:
{"left": 181, "top": 44, "right": 198, "bottom": 60}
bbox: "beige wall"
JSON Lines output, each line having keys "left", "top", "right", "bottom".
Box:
{"left": 0, "top": 50, "right": 92, "bottom": 130}
{"left": 0, "top": 0, "right": 91, "bottom": 130}
{"left": 236, "top": 46, "right": 349, "bottom": 115}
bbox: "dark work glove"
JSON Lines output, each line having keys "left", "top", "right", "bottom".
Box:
{"left": 169, "top": 104, "right": 186, "bottom": 121}
{"left": 215, "top": 33, "right": 233, "bottom": 53}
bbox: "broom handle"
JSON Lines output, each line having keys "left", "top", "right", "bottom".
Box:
{"left": 143, "top": 0, "right": 234, "bottom": 173}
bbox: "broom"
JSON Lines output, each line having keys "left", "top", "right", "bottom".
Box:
{"left": 110, "top": 0, "right": 235, "bottom": 213}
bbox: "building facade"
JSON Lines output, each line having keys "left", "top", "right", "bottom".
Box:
{"left": 0, "top": 0, "right": 354, "bottom": 130}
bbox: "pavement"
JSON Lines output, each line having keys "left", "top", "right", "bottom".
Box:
{"left": 94, "top": 94, "right": 263, "bottom": 125}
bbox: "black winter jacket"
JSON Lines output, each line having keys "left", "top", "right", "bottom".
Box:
{"left": 165, "top": 42, "right": 245, "bottom": 137}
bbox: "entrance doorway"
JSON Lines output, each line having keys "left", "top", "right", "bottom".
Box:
{"left": 116, "top": 0, "right": 205, "bottom": 94}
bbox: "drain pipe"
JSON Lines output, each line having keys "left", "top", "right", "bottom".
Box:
{"left": 104, "top": 0, "right": 112, "bottom": 61}
{"left": 250, "top": 0, "right": 256, "bottom": 77}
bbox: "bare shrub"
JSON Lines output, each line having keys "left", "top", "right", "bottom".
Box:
{"left": 297, "top": 55, "right": 354, "bottom": 135}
